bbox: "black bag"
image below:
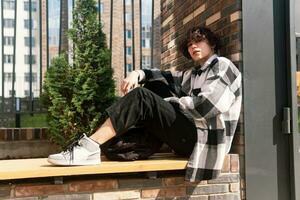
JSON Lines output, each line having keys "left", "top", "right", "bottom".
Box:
{"left": 101, "top": 127, "right": 163, "bottom": 161}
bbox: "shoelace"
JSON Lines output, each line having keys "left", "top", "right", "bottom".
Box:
{"left": 63, "top": 134, "right": 85, "bottom": 164}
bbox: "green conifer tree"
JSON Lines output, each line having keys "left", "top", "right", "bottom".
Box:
{"left": 43, "top": 0, "right": 116, "bottom": 149}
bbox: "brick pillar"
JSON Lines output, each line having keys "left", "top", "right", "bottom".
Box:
{"left": 41, "top": 0, "right": 47, "bottom": 80}
{"left": 60, "top": 0, "right": 69, "bottom": 56}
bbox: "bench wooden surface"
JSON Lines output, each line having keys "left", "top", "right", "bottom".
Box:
{"left": 0, "top": 153, "right": 188, "bottom": 180}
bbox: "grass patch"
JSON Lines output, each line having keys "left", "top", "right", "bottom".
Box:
{"left": 20, "top": 113, "right": 48, "bottom": 128}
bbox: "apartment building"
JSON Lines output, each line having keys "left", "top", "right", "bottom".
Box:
{"left": 0, "top": 0, "right": 42, "bottom": 98}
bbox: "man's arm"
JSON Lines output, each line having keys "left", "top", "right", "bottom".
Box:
{"left": 121, "top": 68, "right": 183, "bottom": 95}
{"left": 135, "top": 69, "right": 183, "bottom": 85}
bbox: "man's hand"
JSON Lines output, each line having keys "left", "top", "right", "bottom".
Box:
{"left": 121, "top": 71, "right": 140, "bottom": 95}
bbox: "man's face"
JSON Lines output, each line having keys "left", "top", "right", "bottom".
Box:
{"left": 187, "top": 39, "right": 214, "bottom": 64}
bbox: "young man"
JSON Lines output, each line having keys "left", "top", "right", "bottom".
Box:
{"left": 48, "top": 26, "right": 242, "bottom": 182}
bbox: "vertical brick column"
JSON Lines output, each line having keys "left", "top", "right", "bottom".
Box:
{"left": 41, "top": 0, "right": 48, "bottom": 79}
{"left": 153, "top": 0, "right": 161, "bottom": 68}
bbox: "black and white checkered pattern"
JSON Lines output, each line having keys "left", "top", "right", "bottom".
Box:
{"left": 137, "top": 54, "right": 242, "bottom": 182}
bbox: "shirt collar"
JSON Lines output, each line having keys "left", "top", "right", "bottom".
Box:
{"left": 199, "top": 54, "right": 218, "bottom": 71}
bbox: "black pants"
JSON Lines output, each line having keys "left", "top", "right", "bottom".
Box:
{"left": 106, "top": 81, "right": 197, "bottom": 156}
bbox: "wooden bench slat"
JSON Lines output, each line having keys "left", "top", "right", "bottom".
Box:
{"left": 0, "top": 155, "right": 188, "bottom": 180}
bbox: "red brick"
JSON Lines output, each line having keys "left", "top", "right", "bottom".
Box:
{"left": 186, "top": 180, "right": 208, "bottom": 186}
{"left": 164, "top": 187, "right": 186, "bottom": 197}
{"left": 0, "top": 129, "right": 6, "bottom": 141}
{"left": 20, "top": 129, "right": 27, "bottom": 140}
{"left": 233, "top": 135, "right": 244, "bottom": 145}
{"left": 230, "top": 182, "right": 240, "bottom": 192}
{"left": 69, "top": 179, "right": 118, "bottom": 192}
{"left": 15, "top": 184, "right": 67, "bottom": 197}
{"left": 41, "top": 128, "right": 48, "bottom": 139}
{"left": 163, "top": 177, "right": 185, "bottom": 186}
{"left": 221, "top": 155, "right": 230, "bottom": 172}
{"left": 141, "top": 189, "right": 165, "bottom": 198}
{"left": 222, "top": 0, "right": 236, "bottom": 6}
{"left": 231, "top": 154, "right": 240, "bottom": 173}
{"left": 26, "top": 129, "right": 34, "bottom": 140}
{"left": 231, "top": 145, "right": 244, "bottom": 155}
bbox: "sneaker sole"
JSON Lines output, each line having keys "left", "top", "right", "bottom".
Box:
{"left": 47, "top": 158, "right": 101, "bottom": 166}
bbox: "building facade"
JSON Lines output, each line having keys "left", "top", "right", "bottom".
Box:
{"left": 100, "top": 0, "right": 161, "bottom": 95}
{"left": 0, "top": 0, "right": 43, "bottom": 99}
{"left": 0, "top": 0, "right": 161, "bottom": 109}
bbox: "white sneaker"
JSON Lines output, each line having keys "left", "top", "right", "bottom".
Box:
{"left": 47, "top": 134, "right": 101, "bottom": 166}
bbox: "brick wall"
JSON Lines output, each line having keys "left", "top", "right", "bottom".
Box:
{"left": 160, "top": 0, "right": 244, "bottom": 199}
{"left": 0, "top": 128, "right": 59, "bottom": 159}
{"left": 0, "top": 154, "right": 241, "bottom": 200}
{"left": 0, "top": 128, "right": 47, "bottom": 141}
{"left": 160, "top": 0, "right": 242, "bottom": 70}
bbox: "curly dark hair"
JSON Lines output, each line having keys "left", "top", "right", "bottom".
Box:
{"left": 179, "top": 26, "right": 220, "bottom": 59}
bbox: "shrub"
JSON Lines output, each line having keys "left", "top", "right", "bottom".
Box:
{"left": 43, "top": 0, "right": 116, "bottom": 149}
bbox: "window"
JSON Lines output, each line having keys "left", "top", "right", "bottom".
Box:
{"left": 126, "top": 63, "right": 132, "bottom": 72}
{"left": 24, "top": 90, "right": 30, "bottom": 97}
{"left": 96, "top": 3, "right": 104, "bottom": 14}
{"left": 126, "top": 47, "right": 132, "bottom": 55}
{"left": 24, "top": 19, "right": 34, "bottom": 29}
{"left": 4, "top": 55, "right": 13, "bottom": 64}
{"left": 126, "top": 30, "right": 132, "bottom": 39}
{"left": 142, "top": 32, "right": 151, "bottom": 39}
{"left": 125, "top": 0, "right": 131, "bottom": 5}
{"left": 142, "top": 39, "right": 150, "bottom": 48}
{"left": 24, "top": 73, "right": 37, "bottom": 82}
{"left": 3, "top": 0, "right": 15, "bottom": 10}
{"left": 24, "top": 37, "right": 36, "bottom": 47}
{"left": 125, "top": 12, "right": 132, "bottom": 21}
{"left": 9, "top": 90, "right": 16, "bottom": 97}
{"left": 142, "top": 56, "right": 151, "bottom": 66}
{"left": 49, "top": 36, "right": 58, "bottom": 45}
{"left": 3, "top": 19, "right": 15, "bottom": 28}
{"left": 24, "top": 55, "right": 36, "bottom": 64}
{"left": 24, "top": 1, "right": 37, "bottom": 12}
{"left": 4, "top": 36, "right": 14, "bottom": 46}
{"left": 100, "top": 3, "right": 104, "bottom": 14}
{"left": 142, "top": 28, "right": 151, "bottom": 39}
{"left": 4, "top": 73, "right": 13, "bottom": 82}
{"left": 142, "top": 39, "right": 146, "bottom": 47}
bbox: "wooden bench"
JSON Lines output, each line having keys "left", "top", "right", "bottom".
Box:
{"left": 0, "top": 153, "right": 188, "bottom": 182}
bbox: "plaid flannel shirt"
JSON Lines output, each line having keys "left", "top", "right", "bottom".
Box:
{"left": 137, "top": 54, "right": 242, "bottom": 182}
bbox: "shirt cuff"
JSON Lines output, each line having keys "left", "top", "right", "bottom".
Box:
{"left": 135, "top": 70, "right": 146, "bottom": 83}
